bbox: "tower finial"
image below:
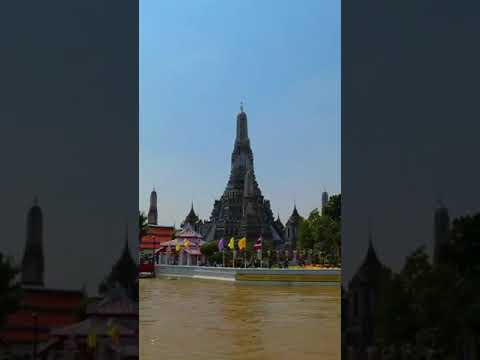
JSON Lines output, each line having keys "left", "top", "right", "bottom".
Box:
{"left": 33, "top": 196, "right": 39, "bottom": 206}
{"left": 240, "top": 101, "right": 244, "bottom": 113}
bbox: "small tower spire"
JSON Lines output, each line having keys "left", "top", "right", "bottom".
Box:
{"left": 148, "top": 188, "right": 158, "bottom": 225}
{"left": 22, "top": 199, "right": 45, "bottom": 286}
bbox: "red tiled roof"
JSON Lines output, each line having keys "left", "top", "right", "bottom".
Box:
{"left": 0, "top": 287, "right": 83, "bottom": 345}
{"left": 140, "top": 225, "right": 175, "bottom": 250}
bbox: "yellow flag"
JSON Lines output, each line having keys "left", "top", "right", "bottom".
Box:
{"left": 238, "top": 237, "right": 247, "bottom": 251}
{"left": 228, "top": 237, "right": 235, "bottom": 250}
{"left": 107, "top": 324, "right": 120, "bottom": 345}
{"left": 87, "top": 331, "right": 97, "bottom": 349}
{"left": 184, "top": 239, "right": 190, "bottom": 248}
{"left": 175, "top": 240, "right": 181, "bottom": 252}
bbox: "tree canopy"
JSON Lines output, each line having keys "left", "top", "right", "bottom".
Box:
{"left": 298, "top": 194, "right": 341, "bottom": 265}
{"left": 0, "top": 253, "right": 21, "bottom": 328}
{"left": 375, "top": 212, "right": 480, "bottom": 357}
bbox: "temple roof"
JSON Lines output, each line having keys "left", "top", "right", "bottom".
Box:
{"left": 50, "top": 317, "right": 135, "bottom": 337}
{"left": 349, "top": 234, "right": 387, "bottom": 289}
{"left": 0, "top": 287, "right": 84, "bottom": 344}
{"left": 286, "top": 205, "right": 303, "bottom": 225}
{"left": 87, "top": 287, "right": 138, "bottom": 316}
{"left": 139, "top": 225, "right": 175, "bottom": 250}
{"left": 184, "top": 203, "right": 199, "bottom": 225}
{"left": 176, "top": 223, "right": 203, "bottom": 239}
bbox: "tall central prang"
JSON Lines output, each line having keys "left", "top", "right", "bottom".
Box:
{"left": 205, "top": 104, "right": 279, "bottom": 246}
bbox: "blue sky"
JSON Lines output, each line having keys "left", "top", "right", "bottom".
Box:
{"left": 140, "top": 0, "right": 340, "bottom": 226}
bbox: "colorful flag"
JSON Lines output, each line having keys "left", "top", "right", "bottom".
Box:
{"left": 218, "top": 238, "right": 225, "bottom": 251}
{"left": 184, "top": 239, "right": 190, "bottom": 249}
{"left": 87, "top": 330, "right": 97, "bottom": 349}
{"left": 107, "top": 324, "right": 120, "bottom": 345}
{"left": 238, "top": 237, "right": 247, "bottom": 251}
{"left": 228, "top": 237, "right": 235, "bottom": 250}
{"left": 253, "top": 236, "right": 262, "bottom": 250}
{"left": 175, "top": 239, "right": 181, "bottom": 252}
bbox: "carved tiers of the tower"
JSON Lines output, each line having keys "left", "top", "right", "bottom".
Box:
{"left": 21, "top": 198, "right": 45, "bottom": 287}
{"left": 148, "top": 189, "right": 158, "bottom": 225}
{"left": 228, "top": 110, "right": 254, "bottom": 191}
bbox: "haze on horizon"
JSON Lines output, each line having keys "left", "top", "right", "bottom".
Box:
{"left": 140, "top": 0, "right": 340, "bottom": 226}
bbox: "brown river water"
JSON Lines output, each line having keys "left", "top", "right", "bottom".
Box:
{"left": 140, "top": 278, "right": 340, "bottom": 360}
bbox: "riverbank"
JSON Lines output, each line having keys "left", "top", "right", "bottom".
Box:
{"left": 153, "top": 264, "right": 341, "bottom": 286}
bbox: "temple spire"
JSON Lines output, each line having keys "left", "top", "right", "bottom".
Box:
{"left": 235, "top": 104, "right": 249, "bottom": 142}
{"left": 148, "top": 188, "right": 158, "bottom": 225}
{"left": 22, "top": 198, "right": 45, "bottom": 286}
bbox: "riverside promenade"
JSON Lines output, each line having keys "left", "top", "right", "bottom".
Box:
{"left": 154, "top": 264, "right": 341, "bottom": 286}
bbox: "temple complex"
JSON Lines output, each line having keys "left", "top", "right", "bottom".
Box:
{"left": 1, "top": 199, "right": 139, "bottom": 360}
{"left": 143, "top": 105, "right": 331, "bottom": 254}
{"left": 0, "top": 199, "right": 84, "bottom": 358}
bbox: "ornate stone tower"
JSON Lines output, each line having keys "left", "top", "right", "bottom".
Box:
{"left": 21, "top": 197, "right": 45, "bottom": 286}
{"left": 206, "top": 105, "right": 275, "bottom": 245}
{"left": 148, "top": 188, "right": 158, "bottom": 225}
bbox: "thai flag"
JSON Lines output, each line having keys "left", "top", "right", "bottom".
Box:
{"left": 253, "top": 236, "right": 262, "bottom": 250}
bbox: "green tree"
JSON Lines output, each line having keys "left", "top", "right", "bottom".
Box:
{"left": 298, "top": 202, "right": 341, "bottom": 265}
{"left": 139, "top": 211, "right": 148, "bottom": 241}
{"left": 0, "top": 253, "right": 21, "bottom": 328}
{"left": 323, "top": 194, "right": 341, "bottom": 223}
{"left": 200, "top": 241, "right": 219, "bottom": 264}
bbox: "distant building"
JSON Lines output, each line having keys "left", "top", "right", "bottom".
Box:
{"left": 147, "top": 188, "right": 158, "bottom": 225}
{"left": 321, "top": 191, "right": 329, "bottom": 215}
{"left": 0, "top": 199, "right": 84, "bottom": 359}
{"left": 99, "top": 227, "right": 138, "bottom": 301}
{"left": 343, "top": 226, "right": 390, "bottom": 360}
{"left": 39, "top": 288, "right": 138, "bottom": 360}
{"left": 139, "top": 225, "right": 175, "bottom": 257}
{"left": 433, "top": 201, "right": 450, "bottom": 265}
{"left": 180, "top": 203, "right": 211, "bottom": 236}
{"left": 285, "top": 205, "right": 303, "bottom": 250}
{"left": 140, "top": 189, "right": 176, "bottom": 259}
{"left": 21, "top": 197, "right": 44, "bottom": 286}
{"left": 157, "top": 224, "right": 205, "bottom": 266}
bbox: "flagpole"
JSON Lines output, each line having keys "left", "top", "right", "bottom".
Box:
{"left": 244, "top": 247, "right": 247, "bottom": 268}
{"left": 222, "top": 249, "right": 225, "bottom": 268}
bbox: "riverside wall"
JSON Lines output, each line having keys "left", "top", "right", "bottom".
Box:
{"left": 154, "top": 265, "right": 341, "bottom": 286}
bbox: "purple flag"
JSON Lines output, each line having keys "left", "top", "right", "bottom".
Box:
{"left": 218, "top": 238, "right": 225, "bottom": 251}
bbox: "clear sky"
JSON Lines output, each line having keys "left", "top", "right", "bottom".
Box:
{"left": 140, "top": 0, "right": 340, "bottom": 226}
